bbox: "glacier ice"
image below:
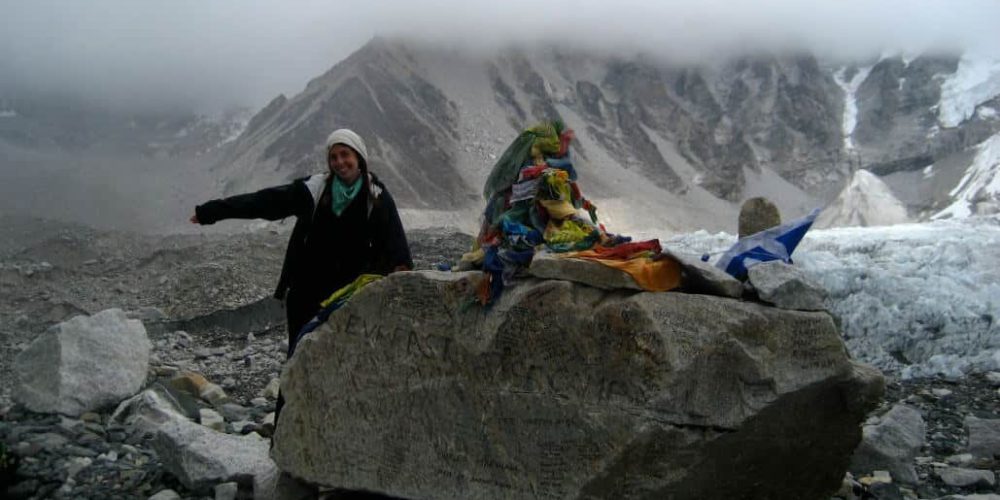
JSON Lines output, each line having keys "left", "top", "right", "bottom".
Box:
{"left": 662, "top": 216, "right": 1000, "bottom": 380}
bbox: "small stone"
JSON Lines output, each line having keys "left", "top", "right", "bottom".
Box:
{"left": 200, "top": 408, "right": 226, "bottom": 432}
{"left": 250, "top": 397, "right": 269, "bottom": 408}
{"left": 80, "top": 412, "right": 101, "bottom": 424}
{"left": 931, "top": 388, "right": 953, "bottom": 398}
{"left": 12, "top": 441, "right": 42, "bottom": 457}
{"left": 65, "top": 456, "right": 93, "bottom": 478}
{"left": 194, "top": 348, "right": 212, "bottom": 359}
{"left": 200, "top": 383, "right": 230, "bottom": 405}
{"left": 867, "top": 482, "right": 902, "bottom": 500}
{"left": 233, "top": 420, "right": 254, "bottom": 434}
{"left": 936, "top": 466, "right": 996, "bottom": 488}
{"left": 747, "top": 261, "right": 827, "bottom": 310}
{"left": 58, "top": 416, "right": 83, "bottom": 433}
{"left": 738, "top": 197, "right": 781, "bottom": 239}
{"left": 154, "top": 365, "right": 179, "bottom": 377}
{"left": 872, "top": 470, "right": 892, "bottom": 483}
{"left": 31, "top": 432, "right": 70, "bottom": 451}
{"left": 64, "top": 444, "right": 98, "bottom": 458}
{"left": 219, "top": 403, "right": 251, "bottom": 422}
{"left": 98, "top": 450, "right": 119, "bottom": 462}
{"left": 834, "top": 472, "right": 861, "bottom": 500}
{"left": 985, "top": 371, "right": 1000, "bottom": 386}
{"left": 246, "top": 333, "right": 256, "bottom": 345}
{"left": 8, "top": 479, "right": 40, "bottom": 498}
{"left": 222, "top": 377, "right": 237, "bottom": 389}
{"left": 262, "top": 377, "right": 280, "bottom": 400}
{"left": 860, "top": 470, "right": 892, "bottom": 486}
{"left": 148, "top": 489, "right": 182, "bottom": 500}
{"left": 946, "top": 453, "right": 974, "bottom": 465}
{"left": 966, "top": 416, "right": 1000, "bottom": 460}
{"left": 214, "top": 481, "right": 239, "bottom": 500}
{"left": 263, "top": 412, "right": 275, "bottom": 427}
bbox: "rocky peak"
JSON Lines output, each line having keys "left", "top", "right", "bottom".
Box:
{"left": 216, "top": 38, "right": 1000, "bottom": 230}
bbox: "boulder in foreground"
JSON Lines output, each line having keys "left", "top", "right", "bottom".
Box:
{"left": 274, "top": 271, "right": 883, "bottom": 499}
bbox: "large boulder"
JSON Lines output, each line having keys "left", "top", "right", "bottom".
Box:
{"left": 274, "top": 271, "right": 884, "bottom": 499}
{"left": 14, "top": 308, "right": 151, "bottom": 416}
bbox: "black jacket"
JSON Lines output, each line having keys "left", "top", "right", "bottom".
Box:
{"left": 195, "top": 172, "right": 413, "bottom": 300}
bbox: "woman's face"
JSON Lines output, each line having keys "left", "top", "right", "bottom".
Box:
{"left": 328, "top": 144, "right": 362, "bottom": 183}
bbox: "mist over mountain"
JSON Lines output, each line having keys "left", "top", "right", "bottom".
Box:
{"left": 213, "top": 38, "right": 1000, "bottom": 234}
{"left": 3, "top": 1, "right": 1000, "bottom": 233}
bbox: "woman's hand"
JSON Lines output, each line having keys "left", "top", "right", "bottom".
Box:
{"left": 189, "top": 213, "right": 199, "bottom": 224}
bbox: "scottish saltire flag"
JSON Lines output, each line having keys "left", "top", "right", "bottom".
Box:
{"left": 716, "top": 208, "right": 822, "bottom": 280}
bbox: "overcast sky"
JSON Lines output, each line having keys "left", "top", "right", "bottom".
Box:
{"left": 2, "top": 0, "right": 998, "bottom": 113}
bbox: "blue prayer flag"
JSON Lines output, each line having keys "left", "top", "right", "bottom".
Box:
{"left": 715, "top": 208, "right": 821, "bottom": 280}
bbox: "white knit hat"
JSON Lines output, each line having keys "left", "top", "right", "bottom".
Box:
{"left": 325, "top": 128, "right": 369, "bottom": 164}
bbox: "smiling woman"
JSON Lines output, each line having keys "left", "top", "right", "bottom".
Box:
{"left": 190, "top": 128, "right": 413, "bottom": 428}
{"left": 191, "top": 127, "right": 413, "bottom": 367}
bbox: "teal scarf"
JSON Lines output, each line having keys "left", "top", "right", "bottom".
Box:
{"left": 331, "top": 176, "right": 363, "bottom": 216}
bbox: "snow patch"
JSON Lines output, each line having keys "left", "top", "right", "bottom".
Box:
{"left": 833, "top": 66, "right": 873, "bottom": 149}
{"left": 938, "top": 55, "right": 1000, "bottom": 128}
{"left": 0, "top": 109, "right": 17, "bottom": 118}
{"left": 933, "top": 134, "right": 1000, "bottom": 220}
{"left": 661, "top": 216, "right": 1000, "bottom": 380}
{"left": 923, "top": 164, "right": 934, "bottom": 179}
{"left": 978, "top": 107, "right": 998, "bottom": 119}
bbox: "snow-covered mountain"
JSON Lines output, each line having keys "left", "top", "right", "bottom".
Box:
{"left": 218, "top": 38, "right": 1000, "bottom": 232}
{"left": 4, "top": 39, "right": 999, "bottom": 233}
{"left": 931, "top": 133, "right": 1000, "bottom": 219}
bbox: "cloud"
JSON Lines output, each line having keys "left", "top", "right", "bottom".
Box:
{"left": 1, "top": 0, "right": 997, "bottom": 112}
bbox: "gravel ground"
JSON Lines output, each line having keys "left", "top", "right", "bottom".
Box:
{"left": 2, "top": 215, "right": 998, "bottom": 499}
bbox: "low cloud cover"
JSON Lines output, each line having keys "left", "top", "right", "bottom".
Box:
{"left": 2, "top": 0, "right": 998, "bottom": 112}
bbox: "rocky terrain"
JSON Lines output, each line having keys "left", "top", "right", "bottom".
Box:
{"left": 0, "top": 215, "right": 472, "bottom": 498}
{"left": 0, "top": 214, "right": 998, "bottom": 499}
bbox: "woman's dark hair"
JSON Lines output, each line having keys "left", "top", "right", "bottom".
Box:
{"left": 357, "top": 154, "right": 379, "bottom": 208}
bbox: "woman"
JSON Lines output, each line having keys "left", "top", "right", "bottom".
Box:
{"left": 191, "top": 128, "right": 413, "bottom": 356}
